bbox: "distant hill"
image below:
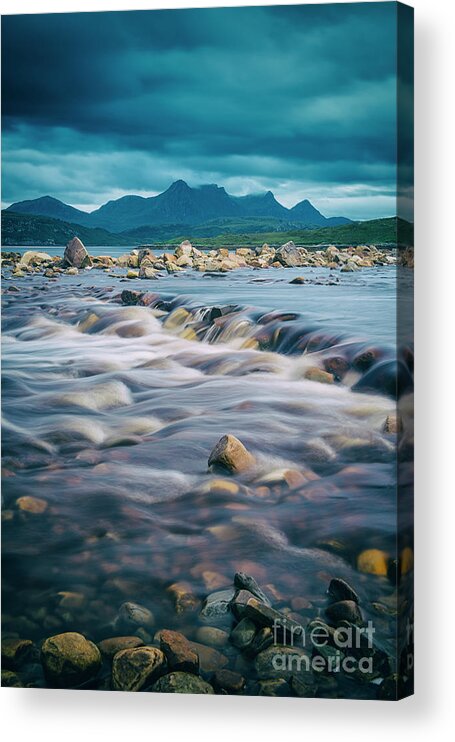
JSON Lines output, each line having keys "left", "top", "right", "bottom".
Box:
{"left": 3, "top": 180, "right": 352, "bottom": 233}
{"left": 1, "top": 211, "right": 131, "bottom": 247}
{"left": 1, "top": 211, "right": 412, "bottom": 249}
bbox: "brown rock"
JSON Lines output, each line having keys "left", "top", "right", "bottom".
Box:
{"left": 160, "top": 629, "right": 199, "bottom": 673}
{"left": 304, "top": 367, "right": 335, "bottom": 384}
{"left": 16, "top": 495, "right": 48, "bottom": 514}
{"left": 64, "top": 237, "right": 92, "bottom": 268}
{"left": 187, "top": 641, "right": 228, "bottom": 673}
{"left": 166, "top": 582, "right": 199, "bottom": 614}
{"left": 212, "top": 669, "right": 246, "bottom": 693}
{"left": 111, "top": 646, "right": 165, "bottom": 691}
{"left": 98, "top": 636, "right": 144, "bottom": 660}
{"left": 383, "top": 414, "right": 403, "bottom": 433}
{"left": 152, "top": 671, "right": 214, "bottom": 694}
{"left": 2, "top": 637, "right": 34, "bottom": 669}
{"left": 208, "top": 434, "right": 255, "bottom": 474}
{"left": 41, "top": 632, "right": 101, "bottom": 687}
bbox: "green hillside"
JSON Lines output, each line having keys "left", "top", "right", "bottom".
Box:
{"left": 1, "top": 211, "right": 131, "bottom": 247}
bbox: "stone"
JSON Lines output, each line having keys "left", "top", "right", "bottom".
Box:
{"left": 121, "top": 289, "right": 142, "bottom": 305}
{"left": 249, "top": 627, "right": 274, "bottom": 656}
{"left": 255, "top": 645, "right": 311, "bottom": 680}
{"left": 304, "top": 366, "right": 334, "bottom": 384}
{"left": 65, "top": 267, "right": 79, "bottom": 275}
{"left": 114, "top": 602, "right": 155, "bottom": 632}
{"left": 200, "top": 588, "right": 236, "bottom": 618}
{"left": 208, "top": 434, "right": 255, "bottom": 474}
{"left": 244, "top": 597, "right": 304, "bottom": 638}
{"left": 139, "top": 265, "right": 159, "bottom": 279}
{"left": 167, "top": 582, "right": 199, "bottom": 614}
{"left": 327, "top": 578, "right": 359, "bottom": 605}
{"left": 63, "top": 237, "right": 91, "bottom": 268}
{"left": 234, "top": 572, "right": 271, "bottom": 605}
{"left": 230, "top": 589, "right": 258, "bottom": 619}
{"left": 19, "top": 251, "right": 52, "bottom": 266}
{"left": 212, "top": 669, "right": 246, "bottom": 693}
{"left": 187, "top": 641, "right": 228, "bottom": 673}
{"left": 290, "top": 672, "right": 317, "bottom": 697}
{"left": 1, "top": 670, "right": 23, "bottom": 687}
{"left": 2, "top": 637, "right": 34, "bottom": 669}
{"left": 16, "top": 495, "right": 48, "bottom": 514}
{"left": 111, "top": 646, "right": 166, "bottom": 691}
{"left": 357, "top": 549, "right": 389, "bottom": 576}
{"left": 230, "top": 618, "right": 257, "bottom": 650}
{"left": 152, "top": 672, "right": 214, "bottom": 694}
{"left": 325, "top": 600, "right": 363, "bottom": 626}
{"left": 41, "top": 632, "right": 101, "bottom": 688}
{"left": 383, "top": 414, "right": 403, "bottom": 434}
{"left": 159, "top": 629, "right": 199, "bottom": 673}
{"left": 289, "top": 276, "right": 306, "bottom": 284}
{"left": 195, "top": 626, "right": 229, "bottom": 647}
{"left": 174, "top": 240, "right": 193, "bottom": 258}
{"left": 276, "top": 241, "right": 302, "bottom": 267}
{"left": 256, "top": 678, "right": 291, "bottom": 696}
{"left": 126, "top": 270, "right": 139, "bottom": 279}
{"left": 98, "top": 636, "right": 144, "bottom": 660}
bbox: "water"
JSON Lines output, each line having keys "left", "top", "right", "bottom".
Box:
{"left": 1, "top": 262, "right": 413, "bottom": 696}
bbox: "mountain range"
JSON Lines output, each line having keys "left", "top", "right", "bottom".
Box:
{"left": 4, "top": 180, "right": 351, "bottom": 233}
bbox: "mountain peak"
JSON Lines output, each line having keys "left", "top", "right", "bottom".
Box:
{"left": 167, "top": 179, "right": 190, "bottom": 192}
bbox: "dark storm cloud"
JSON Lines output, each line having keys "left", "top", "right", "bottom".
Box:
{"left": 1, "top": 3, "right": 402, "bottom": 218}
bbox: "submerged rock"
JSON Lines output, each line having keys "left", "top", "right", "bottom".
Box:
{"left": 327, "top": 578, "right": 359, "bottom": 605}
{"left": 159, "top": 629, "right": 199, "bottom": 673}
{"left": 98, "top": 636, "right": 144, "bottom": 660}
{"left": 325, "top": 600, "right": 363, "bottom": 626}
{"left": 63, "top": 237, "right": 91, "bottom": 268}
{"left": 41, "top": 632, "right": 101, "bottom": 688}
{"left": 2, "top": 637, "right": 34, "bottom": 670}
{"left": 213, "top": 669, "right": 246, "bottom": 694}
{"left": 152, "top": 671, "right": 214, "bottom": 694}
{"left": 357, "top": 549, "right": 389, "bottom": 576}
{"left": 111, "top": 646, "right": 165, "bottom": 691}
{"left": 200, "top": 588, "right": 236, "bottom": 618}
{"left": 114, "top": 602, "right": 155, "bottom": 632}
{"left": 208, "top": 434, "right": 255, "bottom": 474}
{"left": 304, "top": 366, "right": 334, "bottom": 384}
{"left": 234, "top": 572, "right": 271, "bottom": 606}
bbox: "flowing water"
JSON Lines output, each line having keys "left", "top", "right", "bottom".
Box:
{"left": 1, "top": 260, "right": 414, "bottom": 696}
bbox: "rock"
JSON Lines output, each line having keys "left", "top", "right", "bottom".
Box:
{"left": 289, "top": 276, "right": 306, "bottom": 284}
{"left": 304, "top": 366, "right": 334, "bottom": 384}
{"left": 114, "top": 602, "right": 155, "bottom": 632}
{"left": 327, "top": 578, "right": 359, "bottom": 605}
{"left": 212, "top": 669, "right": 246, "bottom": 694}
{"left": 65, "top": 266, "right": 79, "bottom": 275}
{"left": 276, "top": 241, "right": 302, "bottom": 267}
{"left": 126, "top": 270, "right": 139, "bottom": 279}
{"left": 41, "top": 632, "right": 101, "bottom": 688}
{"left": 341, "top": 261, "right": 359, "bottom": 272}
{"left": 1, "top": 670, "right": 23, "bottom": 687}
{"left": 56, "top": 591, "right": 86, "bottom": 609}
{"left": 111, "top": 646, "right": 165, "bottom": 691}
{"left": 255, "top": 678, "right": 291, "bottom": 696}
{"left": 152, "top": 672, "right": 214, "bottom": 694}
{"left": 174, "top": 240, "right": 193, "bottom": 258}
{"left": 159, "top": 629, "right": 199, "bottom": 673}
{"left": 63, "top": 237, "right": 91, "bottom": 268}
{"left": 290, "top": 672, "right": 317, "bottom": 697}
{"left": 244, "top": 597, "right": 304, "bottom": 638}
{"left": 187, "top": 641, "right": 228, "bottom": 673}
{"left": 383, "top": 414, "right": 403, "bottom": 433}
{"left": 2, "top": 637, "right": 34, "bottom": 669}
{"left": 248, "top": 627, "right": 274, "bottom": 656}
{"left": 208, "top": 434, "right": 255, "bottom": 474}
{"left": 357, "top": 549, "right": 389, "bottom": 576}
{"left": 19, "top": 251, "right": 52, "bottom": 266}
{"left": 230, "top": 589, "right": 258, "bottom": 619}
{"left": 195, "top": 626, "right": 229, "bottom": 647}
{"left": 120, "top": 289, "right": 142, "bottom": 305}
{"left": 16, "top": 495, "right": 48, "bottom": 514}
{"left": 254, "top": 645, "right": 311, "bottom": 681}
{"left": 234, "top": 572, "right": 271, "bottom": 605}
{"left": 230, "top": 618, "right": 257, "bottom": 650}
{"left": 98, "top": 636, "right": 144, "bottom": 660}
{"left": 325, "top": 600, "right": 363, "bottom": 626}
{"left": 139, "top": 265, "right": 159, "bottom": 279}
{"left": 200, "top": 588, "right": 236, "bottom": 619}
{"left": 167, "top": 582, "right": 199, "bottom": 614}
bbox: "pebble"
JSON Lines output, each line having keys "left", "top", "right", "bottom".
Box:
{"left": 160, "top": 629, "right": 199, "bottom": 673}
{"left": 97, "top": 636, "right": 144, "bottom": 660}
{"left": 195, "top": 626, "right": 229, "bottom": 648}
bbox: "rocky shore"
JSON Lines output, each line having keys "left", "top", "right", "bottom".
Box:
{"left": 1, "top": 559, "right": 411, "bottom": 698}
{"left": 1, "top": 236, "right": 401, "bottom": 281}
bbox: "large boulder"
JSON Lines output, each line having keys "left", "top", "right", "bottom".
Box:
{"left": 174, "top": 240, "right": 193, "bottom": 258}
{"left": 19, "top": 251, "right": 53, "bottom": 266}
{"left": 276, "top": 241, "right": 302, "bottom": 267}
{"left": 63, "top": 237, "right": 91, "bottom": 268}
{"left": 41, "top": 632, "right": 101, "bottom": 687}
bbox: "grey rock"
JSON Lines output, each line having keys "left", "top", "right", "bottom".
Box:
{"left": 327, "top": 578, "right": 359, "bottom": 604}
{"left": 230, "top": 618, "right": 257, "bottom": 650}
{"left": 234, "top": 572, "right": 271, "bottom": 606}
{"left": 114, "top": 601, "right": 155, "bottom": 632}
{"left": 152, "top": 671, "right": 214, "bottom": 694}
{"left": 200, "top": 588, "right": 236, "bottom": 619}
{"left": 64, "top": 237, "right": 91, "bottom": 268}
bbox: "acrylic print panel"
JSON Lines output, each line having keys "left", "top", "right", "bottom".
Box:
{"left": 1, "top": 2, "right": 414, "bottom": 699}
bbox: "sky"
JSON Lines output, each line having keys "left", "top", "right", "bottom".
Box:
{"left": 1, "top": 3, "right": 408, "bottom": 220}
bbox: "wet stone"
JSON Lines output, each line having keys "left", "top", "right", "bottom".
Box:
{"left": 16, "top": 495, "right": 48, "bottom": 514}
{"left": 328, "top": 578, "right": 360, "bottom": 605}
{"left": 244, "top": 597, "right": 304, "bottom": 638}
{"left": 325, "top": 600, "right": 363, "bottom": 626}
{"left": 208, "top": 434, "right": 255, "bottom": 474}
{"left": 187, "top": 641, "right": 229, "bottom": 673}
{"left": 231, "top": 589, "right": 258, "bottom": 619}
{"left": 111, "top": 646, "right": 166, "bottom": 692}
{"left": 212, "top": 668, "right": 246, "bottom": 694}
{"left": 2, "top": 637, "right": 34, "bottom": 669}
{"left": 234, "top": 572, "right": 271, "bottom": 606}
{"left": 230, "top": 618, "right": 257, "bottom": 650}
{"left": 255, "top": 645, "right": 312, "bottom": 681}
{"left": 255, "top": 678, "right": 291, "bottom": 696}
{"left": 152, "top": 672, "right": 214, "bottom": 694}
{"left": 41, "top": 632, "right": 101, "bottom": 688}
{"left": 160, "top": 629, "right": 199, "bottom": 673}
{"left": 1, "top": 670, "right": 23, "bottom": 687}
{"left": 200, "top": 588, "right": 236, "bottom": 619}
{"left": 114, "top": 602, "right": 155, "bottom": 632}
{"left": 167, "top": 582, "right": 199, "bottom": 614}
{"left": 98, "top": 636, "right": 144, "bottom": 660}
{"left": 195, "top": 626, "right": 229, "bottom": 648}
